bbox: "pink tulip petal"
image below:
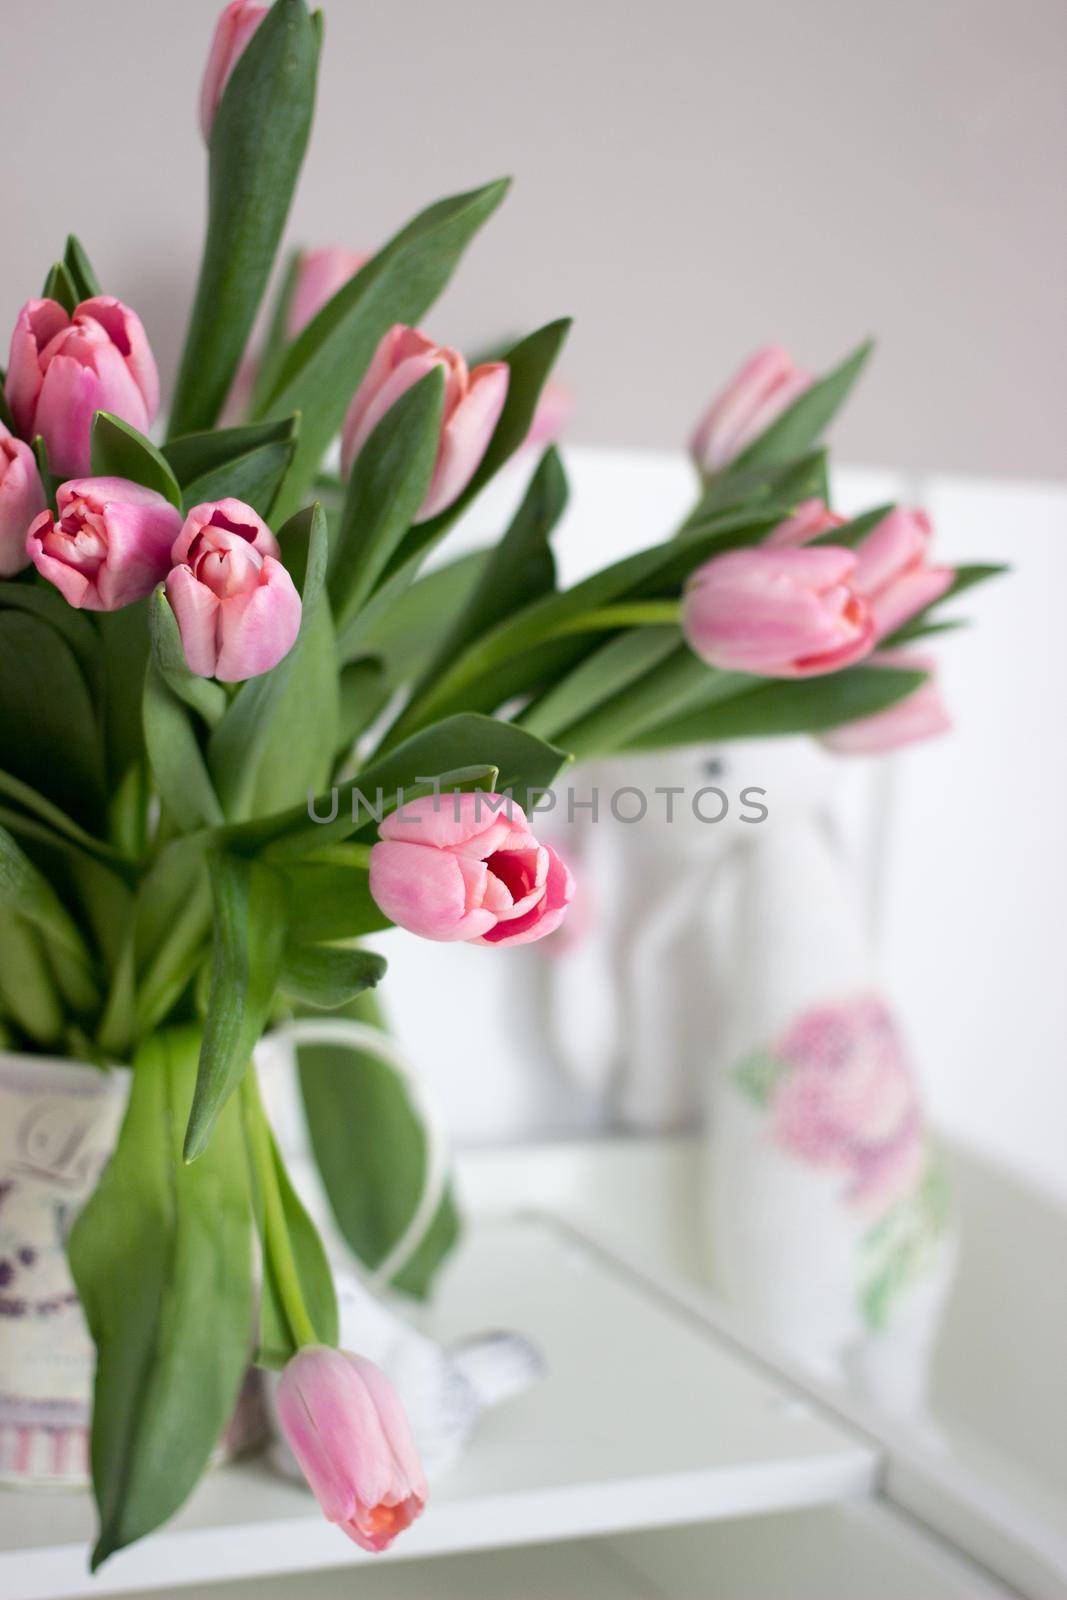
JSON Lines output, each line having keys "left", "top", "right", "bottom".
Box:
{"left": 369, "top": 840, "right": 497, "bottom": 940}
{"left": 213, "top": 555, "right": 301, "bottom": 681}
{"left": 200, "top": 1, "right": 268, "bottom": 140}
{"left": 77, "top": 297, "right": 160, "bottom": 419}
{"left": 0, "top": 429, "right": 46, "bottom": 577}
{"left": 26, "top": 515, "right": 91, "bottom": 608}
{"left": 690, "top": 346, "right": 812, "bottom": 474}
{"left": 343, "top": 352, "right": 445, "bottom": 473}
{"left": 380, "top": 792, "right": 527, "bottom": 853}
{"left": 345, "top": 1356, "right": 428, "bottom": 1501}
{"left": 166, "top": 564, "right": 222, "bottom": 676}
{"left": 5, "top": 301, "right": 69, "bottom": 436}
{"left": 418, "top": 363, "right": 509, "bottom": 522}
{"left": 479, "top": 846, "right": 574, "bottom": 946}
{"left": 288, "top": 248, "right": 368, "bottom": 338}
{"left": 172, "top": 498, "right": 278, "bottom": 565}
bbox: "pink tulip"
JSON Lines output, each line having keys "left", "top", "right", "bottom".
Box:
{"left": 370, "top": 793, "right": 574, "bottom": 946}
{"left": 766, "top": 498, "right": 845, "bottom": 547}
{"left": 165, "top": 498, "right": 300, "bottom": 682}
{"left": 821, "top": 650, "right": 951, "bottom": 754}
{"left": 682, "top": 546, "right": 875, "bottom": 678}
{"left": 0, "top": 424, "right": 46, "bottom": 577}
{"left": 5, "top": 297, "right": 160, "bottom": 479}
{"left": 851, "top": 509, "right": 954, "bottom": 641}
{"left": 276, "top": 1346, "right": 426, "bottom": 1554}
{"left": 199, "top": 0, "right": 268, "bottom": 140}
{"left": 26, "top": 477, "right": 181, "bottom": 611}
{"left": 341, "top": 326, "right": 509, "bottom": 522}
{"left": 287, "top": 248, "right": 368, "bottom": 338}
{"left": 690, "top": 346, "right": 813, "bottom": 475}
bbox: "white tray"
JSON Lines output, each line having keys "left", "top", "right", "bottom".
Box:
{"left": 0, "top": 1212, "right": 876, "bottom": 1600}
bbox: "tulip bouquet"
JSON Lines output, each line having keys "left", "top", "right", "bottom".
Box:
{"left": 0, "top": 0, "right": 1001, "bottom": 1571}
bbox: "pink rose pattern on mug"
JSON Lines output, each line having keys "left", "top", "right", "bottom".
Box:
{"left": 732, "top": 994, "right": 951, "bottom": 1329}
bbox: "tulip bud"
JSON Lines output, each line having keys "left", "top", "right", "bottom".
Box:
{"left": 341, "top": 326, "right": 509, "bottom": 523}
{"left": 26, "top": 477, "right": 181, "bottom": 612}
{"left": 850, "top": 508, "right": 954, "bottom": 641}
{"left": 0, "top": 424, "right": 46, "bottom": 577}
{"left": 165, "top": 498, "right": 301, "bottom": 682}
{"left": 276, "top": 1346, "right": 426, "bottom": 1553}
{"left": 690, "top": 346, "right": 812, "bottom": 476}
{"left": 370, "top": 793, "right": 573, "bottom": 946}
{"left": 820, "top": 651, "right": 951, "bottom": 754}
{"left": 765, "top": 498, "right": 845, "bottom": 547}
{"left": 287, "top": 248, "right": 368, "bottom": 339}
{"left": 682, "top": 546, "right": 875, "bottom": 678}
{"left": 5, "top": 297, "right": 160, "bottom": 479}
{"left": 199, "top": 1, "right": 268, "bottom": 141}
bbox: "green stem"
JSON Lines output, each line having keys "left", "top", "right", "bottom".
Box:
{"left": 241, "top": 1071, "right": 317, "bottom": 1350}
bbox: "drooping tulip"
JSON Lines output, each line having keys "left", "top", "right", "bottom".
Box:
{"left": 682, "top": 546, "right": 875, "bottom": 677}
{"left": 341, "top": 326, "right": 509, "bottom": 523}
{"left": 0, "top": 424, "right": 46, "bottom": 577}
{"left": 690, "top": 346, "right": 812, "bottom": 475}
{"left": 199, "top": 0, "right": 268, "bottom": 140}
{"left": 5, "top": 298, "right": 159, "bottom": 479}
{"left": 820, "top": 651, "right": 951, "bottom": 754}
{"left": 165, "top": 498, "right": 300, "bottom": 681}
{"left": 275, "top": 1346, "right": 426, "bottom": 1554}
{"left": 369, "top": 793, "right": 573, "bottom": 946}
{"left": 26, "top": 477, "right": 181, "bottom": 611}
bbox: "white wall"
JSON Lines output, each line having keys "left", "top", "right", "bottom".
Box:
{"left": 2, "top": 0, "right": 1065, "bottom": 480}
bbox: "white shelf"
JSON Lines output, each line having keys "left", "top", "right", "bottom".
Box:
{"left": 0, "top": 1213, "right": 876, "bottom": 1600}
{"left": 116, "top": 1504, "right": 1012, "bottom": 1600}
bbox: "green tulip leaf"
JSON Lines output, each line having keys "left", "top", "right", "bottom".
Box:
{"left": 90, "top": 412, "right": 183, "bottom": 508}
{"left": 279, "top": 943, "right": 387, "bottom": 1009}
{"left": 242, "top": 1104, "right": 338, "bottom": 1367}
{"left": 148, "top": 588, "right": 228, "bottom": 727}
{"left": 207, "top": 503, "right": 335, "bottom": 820}
{"left": 168, "top": 0, "right": 319, "bottom": 438}
{"left": 184, "top": 855, "right": 287, "bottom": 1161}
{"left": 68, "top": 1025, "right": 253, "bottom": 1569}
{"left": 728, "top": 339, "right": 874, "bottom": 475}
{"left": 143, "top": 661, "right": 225, "bottom": 831}
{"left": 626, "top": 661, "right": 928, "bottom": 748}
{"left": 329, "top": 366, "right": 445, "bottom": 629}
{"left": 64, "top": 234, "right": 102, "bottom": 300}
{"left": 257, "top": 178, "right": 511, "bottom": 518}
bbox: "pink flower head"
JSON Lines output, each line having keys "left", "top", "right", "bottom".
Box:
{"left": 165, "top": 498, "right": 300, "bottom": 682}
{"left": 851, "top": 509, "right": 954, "bottom": 642}
{"left": 199, "top": 0, "right": 268, "bottom": 140}
{"left": 369, "top": 793, "right": 574, "bottom": 947}
{"left": 682, "top": 545, "right": 875, "bottom": 678}
{"left": 288, "top": 248, "right": 368, "bottom": 339}
{"left": 770, "top": 995, "right": 926, "bottom": 1212}
{"left": 690, "top": 346, "right": 813, "bottom": 475}
{"left": 341, "top": 326, "right": 509, "bottom": 523}
{"left": 0, "top": 423, "right": 46, "bottom": 577}
{"left": 26, "top": 477, "right": 181, "bottom": 612}
{"left": 276, "top": 1346, "right": 426, "bottom": 1554}
{"left": 820, "top": 650, "right": 951, "bottom": 755}
{"left": 5, "top": 297, "right": 159, "bottom": 479}
{"left": 765, "top": 498, "right": 846, "bottom": 548}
